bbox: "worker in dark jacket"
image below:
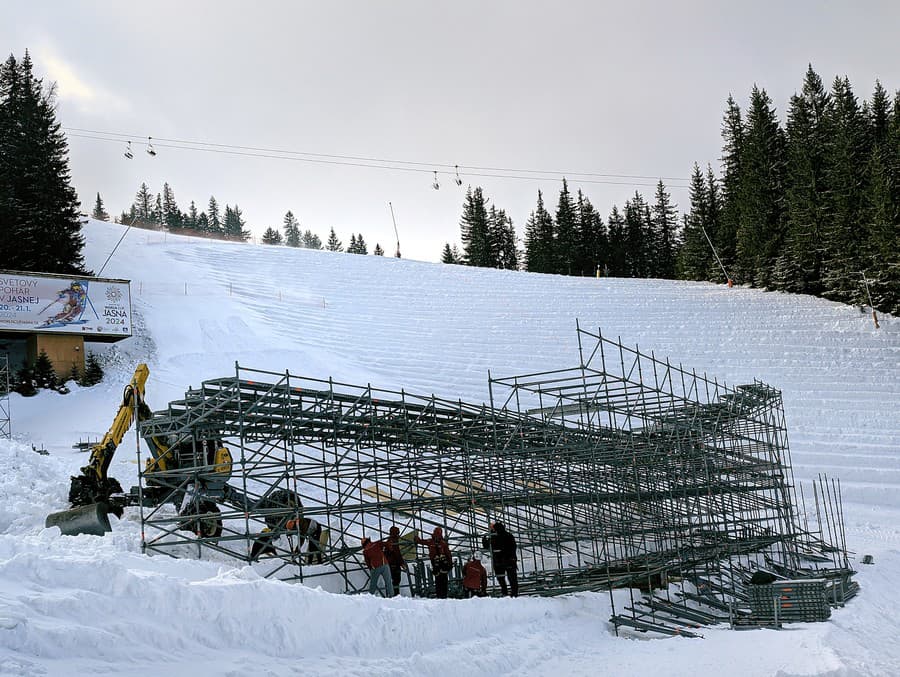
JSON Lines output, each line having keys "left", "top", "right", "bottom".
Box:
{"left": 286, "top": 516, "right": 324, "bottom": 564}
{"left": 489, "top": 521, "right": 518, "bottom": 597}
{"left": 383, "top": 526, "right": 408, "bottom": 596}
{"left": 462, "top": 555, "right": 488, "bottom": 597}
{"left": 415, "top": 526, "right": 453, "bottom": 599}
{"left": 361, "top": 536, "right": 394, "bottom": 597}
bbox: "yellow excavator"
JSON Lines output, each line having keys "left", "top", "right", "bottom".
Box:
{"left": 44, "top": 364, "right": 294, "bottom": 539}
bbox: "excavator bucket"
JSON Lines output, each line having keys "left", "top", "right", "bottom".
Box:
{"left": 45, "top": 502, "right": 112, "bottom": 537}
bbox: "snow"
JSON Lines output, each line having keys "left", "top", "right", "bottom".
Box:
{"left": 1, "top": 219, "right": 899, "bottom": 676}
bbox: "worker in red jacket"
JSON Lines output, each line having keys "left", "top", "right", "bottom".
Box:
{"left": 462, "top": 555, "right": 488, "bottom": 597}
{"left": 415, "top": 526, "right": 453, "bottom": 598}
{"left": 361, "top": 536, "right": 394, "bottom": 597}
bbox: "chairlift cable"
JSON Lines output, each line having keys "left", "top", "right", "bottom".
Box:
{"left": 64, "top": 126, "right": 691, "bottom": 185}
{"left": 71, "top": 132, "right": 681, "bottom": 189}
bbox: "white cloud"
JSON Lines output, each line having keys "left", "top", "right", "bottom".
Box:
{"left": 34, "top": 43, "right": 130, "bottom": 115}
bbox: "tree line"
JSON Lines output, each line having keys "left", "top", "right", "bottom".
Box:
{"left": 445, "top": 66, "right": 900, "bottom": 314}
{"left": 446, "top": 179, "right": 681, "bottom": 282}
{"left": 97, "top": 185, "right": 387, "bottom": 255}
{"left": 262, "top": 212, "right": 385, "bottom": 255}
{"left": 107, "top": 183, "right": 251, "bottom": 242}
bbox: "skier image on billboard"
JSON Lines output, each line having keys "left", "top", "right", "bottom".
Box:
{"left": 37, "top": 281, "right": 92, "bottom": 328}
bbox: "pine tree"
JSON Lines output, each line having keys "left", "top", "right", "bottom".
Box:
{"left": 0, "top": 51, "right": 88, "bottom": 274}
{"left": 821, "top": 76, "right": 868, "bottom": 304}
{"left": 356, "top": 233, "right": 368, "bottom": 255}
{"left": 185, "top": 201, "right": 199, "bottom": 230}
{"left": 79, "top": 350, "right": 104, "bottom": 387}
{"left": 441, "top": 243, "right": 456, "bottom": 263}
{"left": 348, "top": 233, "right": 358, "bottom": 253}
{"left": 374, "top": 243, "right": 384, "bottom": 256}
{"left": 624, "top": 192, "right": 651, "bottom": 277}
{"left": 303, "top": 230, "right": 323, "bottom": 249}
{"left": 489, "top": 207, "right": 518, "bottom": 270}
{"left": 283, "top": 211, "right": 301, "bottom": 247}
{"left": 860, "top": 82, "right": 899, "bottom": 312}
{"left": 223, "top": 204, "right": 250, "bottom": 241}
{"left": 326, "top": 227, "right": 343, "bottom": 252}
{"left": 651, "top": 181, "right": 679, "bottom": 279}
{"left": 606, "top": 206, "right": 627, "bottom": 277}
{"left": 718, "top": 95, "right": 744, "bottom": 276}
{"left": 33, "top": 349, "right": 57, "bottom": 390}
{"left": 869, "top": 80, "right": 891, "bottom": 146}
{"left": 576, "top": 191, "right": 606, "bottom": 277}
{"left": 91, "top": 193, "right": 109, "bottom": 221}
{"left": 460, "top": 187, "right": 493, "bottom": 267}
{"left": 151, "top": 193, "right": 163, "bottom": 226}
{"left": 736, "top": 86, "right": 786, "bottom": 287}
{"left": 132, "top": 182, "right": 153, "bottom": 222}
{"left": 523, "top": 191, "right": 555, "bottom": 273}
{"left": 162, "top": 182, "right": 182, "bottom": 230}
{"left": 14, "top": 364, "right": 36, "bottom": 396}
{"left": 776, "top": 65, "right": 831, "bottom": 294}
{"left": 262, "top": 227, "right": 282, "bottom": 244}
{"left": 554, "top": 179, "right": 579, "bottom": 275}
{"left": 863, "top": 89, "right": 900, "bottom": 313}
{"left": 207, "top": 196, "right": 222, "bottom": 234}
{"left": 678, "top": 164, "right": 713, "bottom": 280}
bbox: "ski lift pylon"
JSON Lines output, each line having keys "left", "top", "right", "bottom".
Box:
{"left": 432, "top": 171, "right": 440, "bottom": 190}
{"left": 147, "top": 136, "right": 157, "bottom": 157}
{"left": 124, "top": 141, "right": 133, "bottom": 160}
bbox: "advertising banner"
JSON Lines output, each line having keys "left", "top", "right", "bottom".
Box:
{"left": 0, "top": 272, "right": 132, "bottom": 338}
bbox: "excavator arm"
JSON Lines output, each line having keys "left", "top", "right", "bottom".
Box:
{"left": 80, "top": 363, "right": 151, "bottom": 485}
{"left": 46, "top": 364, "right": 153, "bottom": 536}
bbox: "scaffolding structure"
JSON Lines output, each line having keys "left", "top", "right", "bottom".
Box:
{"left": 134, "top": 325, "right": 853, "bottom": 627}
{"left": 0, "top": 355, "right": 10, "bottom": 439}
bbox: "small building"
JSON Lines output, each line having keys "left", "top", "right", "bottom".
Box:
{"left": 0, "top": 270, "right": 132, "bottom": 378}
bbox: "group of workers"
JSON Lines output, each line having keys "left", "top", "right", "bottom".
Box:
{"left": 250, "top": 513, "right": 521, "bottom": 599}
{"left": 361, "top": 521, "right": 519, "bottom": 599}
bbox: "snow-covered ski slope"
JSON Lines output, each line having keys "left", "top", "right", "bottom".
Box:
{"left": 1, "top": 219, "right": 899, "bottom": 677}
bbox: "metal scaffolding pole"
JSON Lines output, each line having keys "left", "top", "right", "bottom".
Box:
{"left": 0, "top": 355, "right": 9, "bottom": 439}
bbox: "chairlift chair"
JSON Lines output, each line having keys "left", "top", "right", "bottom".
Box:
{"left": 124, "top": 141, "right": 133, "bottom": 159}
{"left": 432, "top": 171, "right": 440, "bottom": 190}
{"left": 147, "top": 136, "right": 157, "bottom": 157}
{"left": 454, "top": 165, "right": 463, "bottom": 186}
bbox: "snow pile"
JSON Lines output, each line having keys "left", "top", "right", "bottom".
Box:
{"left": 0, "top": 219, "right": 899, "bottom": 676}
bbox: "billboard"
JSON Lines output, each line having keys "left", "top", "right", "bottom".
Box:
{"left": 0, "top": 272, "right": 132, "bottom": 338}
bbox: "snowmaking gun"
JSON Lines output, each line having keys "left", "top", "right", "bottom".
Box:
{"left": 45, "top": 364, "right": 302, "bottom": 539}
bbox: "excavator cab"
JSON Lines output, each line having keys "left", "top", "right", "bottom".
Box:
{"left": 44, "top": 364, "right": 302, "bottom": 551}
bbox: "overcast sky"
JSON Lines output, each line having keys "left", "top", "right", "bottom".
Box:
{"left": 3, "top": 1, "right": 899, "bottom": 262}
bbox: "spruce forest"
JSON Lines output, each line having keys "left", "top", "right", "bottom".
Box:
{"left": 450, "top": 66, "right": 900, "bottom": 314}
